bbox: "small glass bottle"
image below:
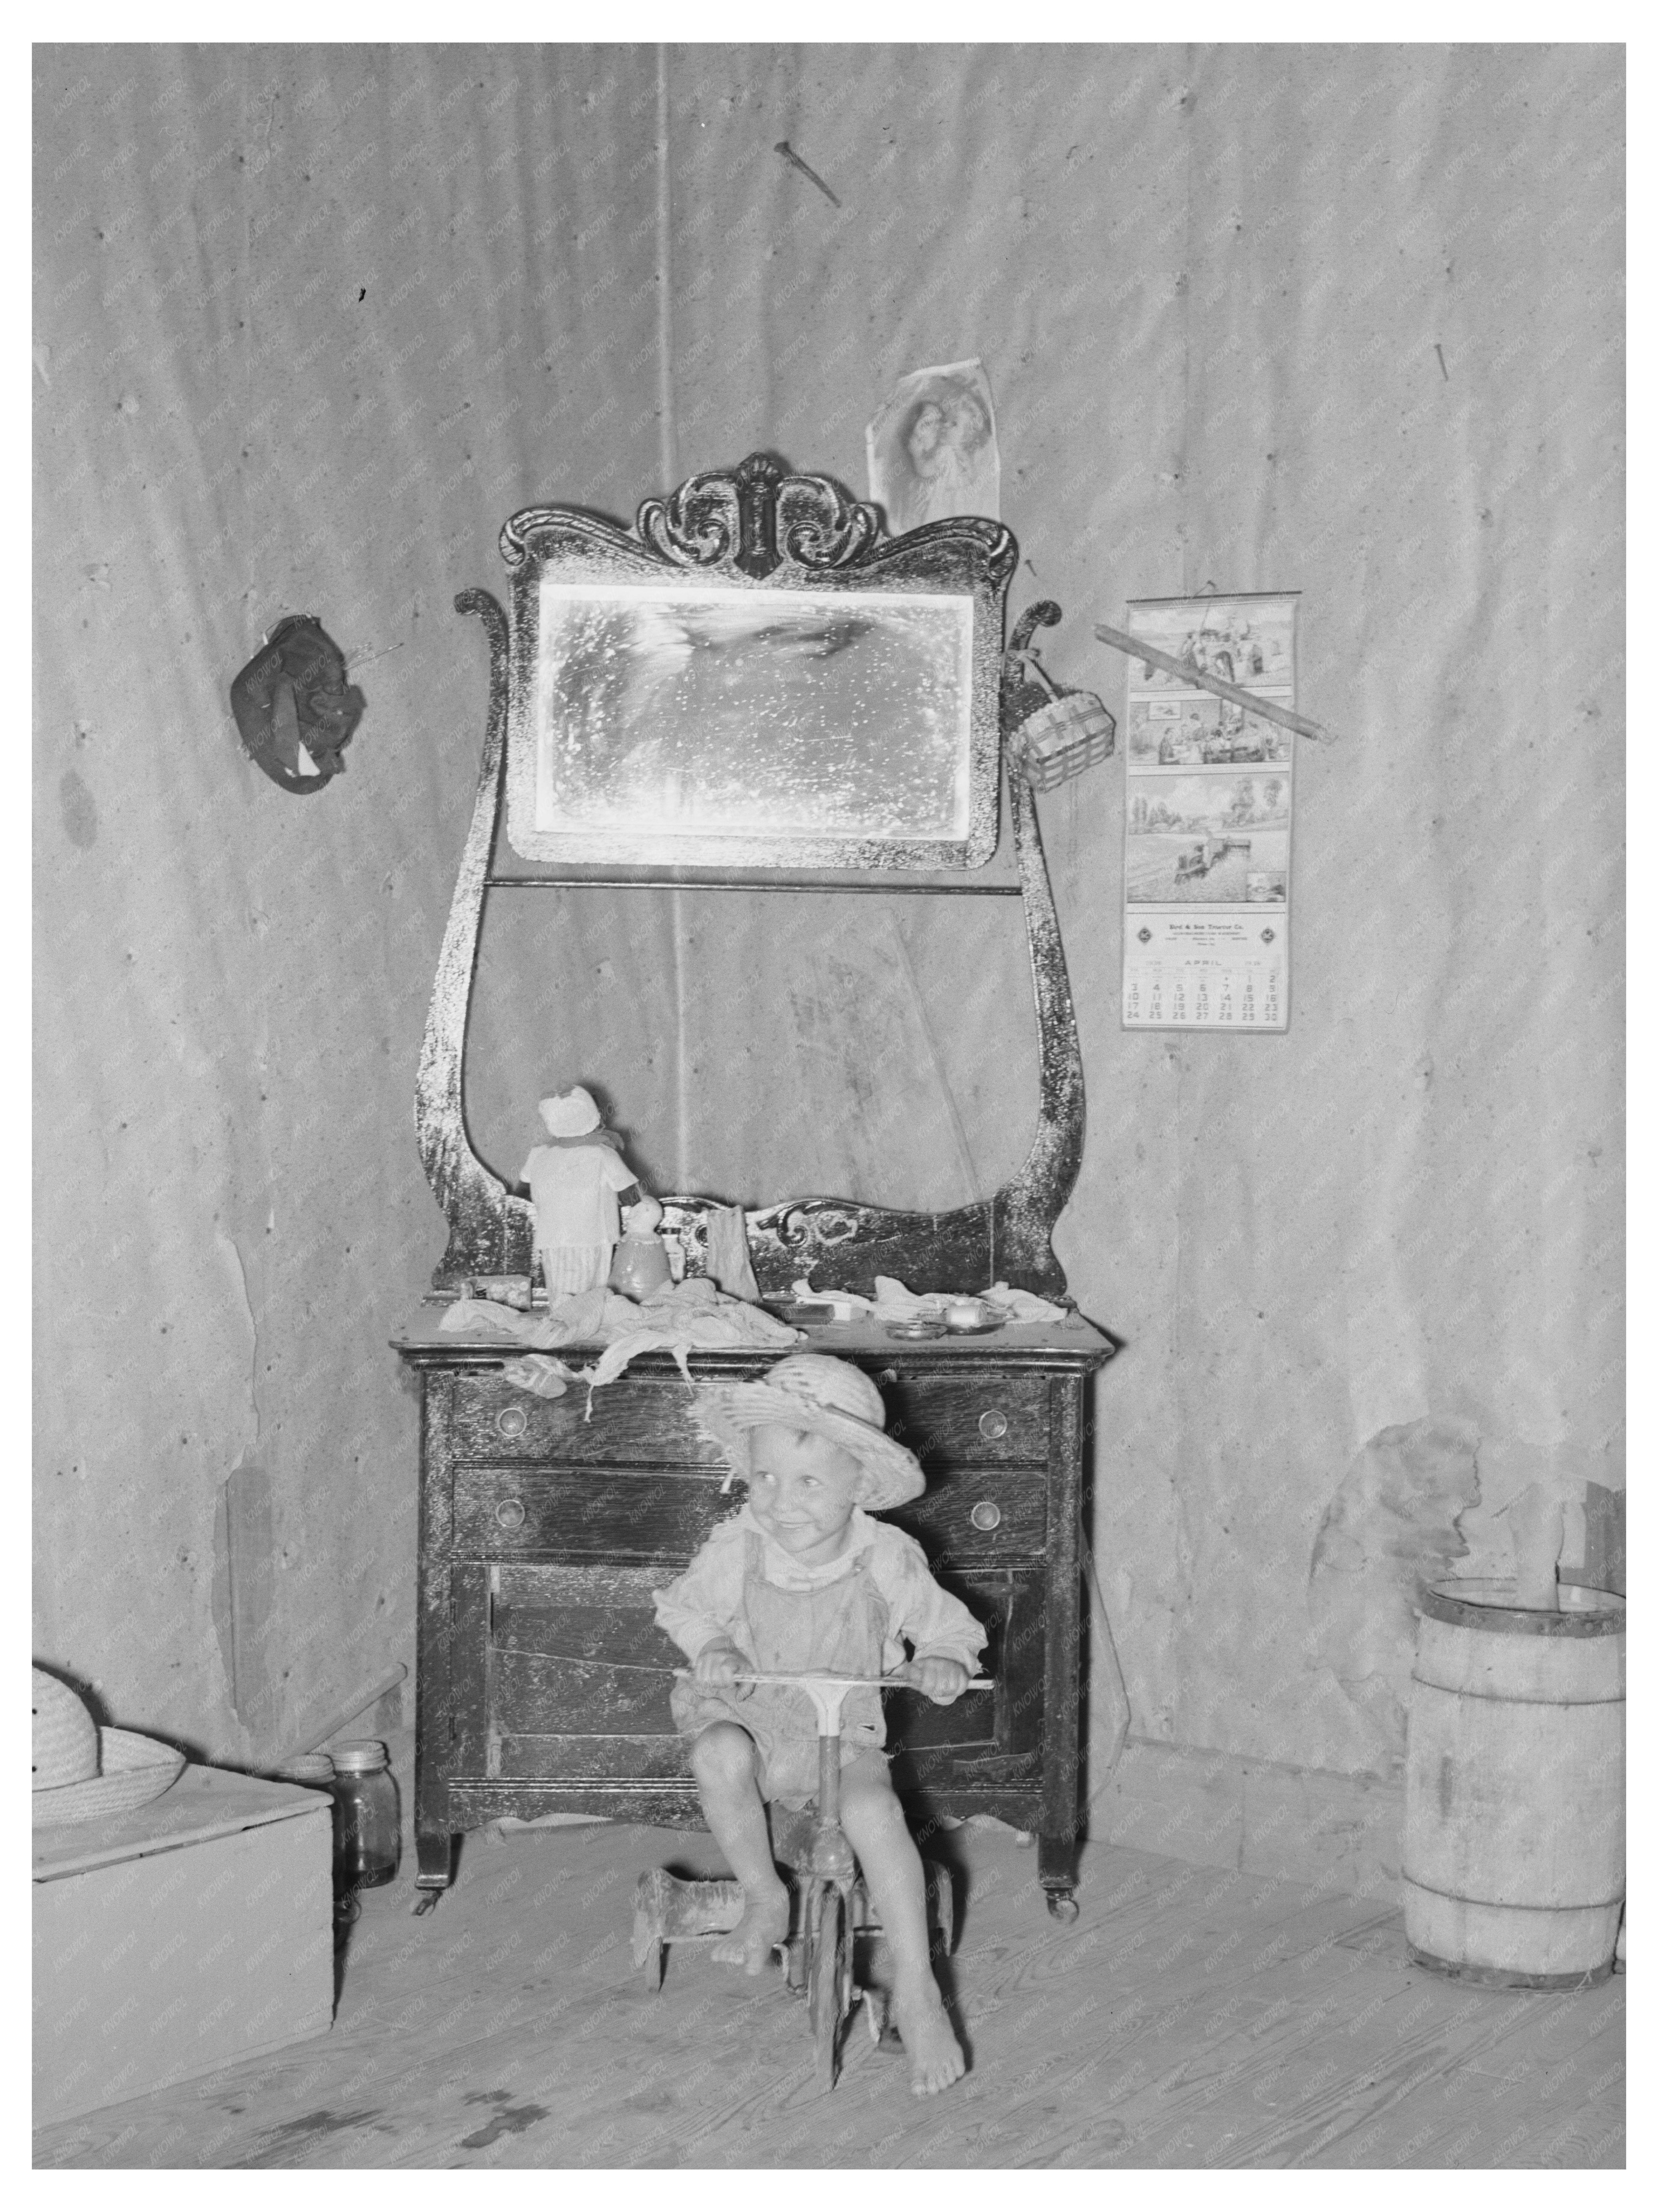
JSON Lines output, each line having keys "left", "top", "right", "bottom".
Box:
{"left": 330, "top": 1739, "right": 401, "bottom": 1888}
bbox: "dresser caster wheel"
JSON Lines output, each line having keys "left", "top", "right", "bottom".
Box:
{"left": 412, "top": 1888, "right": 443, "bottom": 1917}
{"left": 414, "top": 1831, "right": 455, "bottom": 1895}
{"left": 1045, "top": 1890, "right": 1080, "bottom": 1925}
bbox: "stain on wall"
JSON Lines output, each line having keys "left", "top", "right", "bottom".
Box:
{"left": 1308, "top": 1417, "right": 1481, "bottom": 1771}
{"left": 34, "top": 45, "right": 1622, "bottom": 1792}
{"left": 58, "top": 768, "right": 98, "bottom": 849}
{"left": 210, "top": 1458, "right": 277, "bottom": 1742}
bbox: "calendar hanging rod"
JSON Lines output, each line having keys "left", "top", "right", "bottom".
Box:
{"left": 1093, "top": 620, "right": 1336, "bottom": 743}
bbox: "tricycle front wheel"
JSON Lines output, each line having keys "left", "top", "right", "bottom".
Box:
{"left": 807, "top": 1885, "right": 851, "bottom": 2092}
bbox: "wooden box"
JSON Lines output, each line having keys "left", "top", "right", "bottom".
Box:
{"left": 33, "top": 1766, "right": 334, "bottom": 2126}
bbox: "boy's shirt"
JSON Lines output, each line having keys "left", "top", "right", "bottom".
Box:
{"left": 654, "top": 1503, "right": 987, "bottom": 1677}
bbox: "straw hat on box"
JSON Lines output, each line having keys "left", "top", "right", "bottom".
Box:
{"left": 693, "top": 1353, "right": 925, "bottom": 1510}
{"left": 32, "top": 1666, "right": 185, "bottom": 1827}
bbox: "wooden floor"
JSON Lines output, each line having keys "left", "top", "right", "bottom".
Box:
{"left": 35, "top": 1819, "right": 1625, "bottom": 2169}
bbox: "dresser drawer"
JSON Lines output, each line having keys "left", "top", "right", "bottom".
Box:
{"left": 455, "top": 1464, "right": 738, "bottom": 1561}
{"left": 875, "top": 1370, "right": 1049, "bottom": 1466}
{"left": 448, "top": 1373, "right": 725, "bottom": 1468}
{"left": 887, "top": 1465, "right": 1047, "bottom": 1562}
{"left": 445, "top": 1364, "right": 1049, "bottom": 1473}
{"left": 452, "top": 1460, "right": 1045, "bottom": 1566}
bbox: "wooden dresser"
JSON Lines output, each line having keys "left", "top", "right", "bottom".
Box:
{"left": 394, "top": 1312, "right": 1111, "bottom": 1918}
{"left": 402, "top": 457, "right": 1117, "bottom": 1922}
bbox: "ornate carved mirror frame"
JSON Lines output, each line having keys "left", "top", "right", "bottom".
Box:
{"left": 417, "top": 454, "right": 1084, "bottom": 1301}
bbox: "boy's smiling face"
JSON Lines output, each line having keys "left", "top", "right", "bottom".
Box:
{"left": 745, "top": 1426, "right": 865, "bottom": 1564}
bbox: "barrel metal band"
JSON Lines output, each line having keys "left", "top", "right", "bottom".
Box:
{"left": 1402, "top": 1873, "right": 1625, "bottom": 1912}
{"left": 1409, "top": 1682, "right": 1625, "bottom": 1708}
{"left": 1404, "top": 1942, "right": 1616, "bottom": 1992}
{"left": 1416, "top": 1582, "right": 1625, "bottom": 1638}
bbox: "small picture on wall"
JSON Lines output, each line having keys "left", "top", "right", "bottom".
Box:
{"left": 506, "top": 581, "right": 977, "bottom": 866}
{"left": 1127, "top": 693, "right": 1293, "bottom": 767}
{"left": 1123, "top": 596, "right": 1296, "bottom": 693}
{"left": 866, "top": 358, "right": 1001, "bottom": 536}
{"left": 1125, "top": 772, "right": 1291, "bottom": 905}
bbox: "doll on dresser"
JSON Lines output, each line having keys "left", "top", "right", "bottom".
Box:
{"left": 516, "top": 1086, "right": 660, "bottom": 1295}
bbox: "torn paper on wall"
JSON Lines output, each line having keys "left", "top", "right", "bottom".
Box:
{"left": 866, "top": 357, "right": 1000, "bottom": 534}
{"left": 1121, "top": 593, "right": 1299, "bottom": 1032}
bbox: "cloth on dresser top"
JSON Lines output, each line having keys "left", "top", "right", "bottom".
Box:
{"left": 704, "top": 1202, "right": 762, "bottom": 1302}
{"left": 439, "top": 1278, "right": 800, "bottom": 1407}
{"left": 499, "top": 1354, "right": 578, "bottom": 1399}
{"left": 789, "top": 1273, "right": 1070, "bottom": 1325}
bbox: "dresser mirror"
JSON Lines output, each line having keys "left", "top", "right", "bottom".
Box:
{"left": 418, "top": 453, "right": 1085, "bottom": 1301}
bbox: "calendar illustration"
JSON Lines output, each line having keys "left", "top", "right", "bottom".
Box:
{"left": 1120, "top": 592, "right": 1297, "bottom": 1032}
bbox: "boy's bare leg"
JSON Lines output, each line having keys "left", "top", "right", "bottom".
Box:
{"left": 689, "top": 1724, "right": 791, "bottom": 1974}
{"left": 838, "top": 1756, "right": 966, "bottom": 2095}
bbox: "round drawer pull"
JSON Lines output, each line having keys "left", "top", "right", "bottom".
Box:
{"left": 494, "top": 1498, "right": 527, "bottom": 1531}
{"left": 970, "top": 1501, "right": 1002, "bottom": 1532}
{"left": 978, "top": 1408, "right": 1009, "bottom": 1441}
{"left": 495, "top": 1405, "right": 528, "bottom": 1439}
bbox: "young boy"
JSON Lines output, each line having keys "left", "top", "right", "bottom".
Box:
{"left": 653, "top": 1353, "right": 986, "bottom": 2097}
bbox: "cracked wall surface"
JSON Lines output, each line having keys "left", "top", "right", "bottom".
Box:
{"left": 34, "top": 44, "right": 1622, "bottom": 1780}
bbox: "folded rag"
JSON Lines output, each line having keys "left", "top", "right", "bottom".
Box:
{"left": 787, "top": 1273, "right": 1070, "bottom": 1325}
{"left": 500, "top": 1355, "right": 578, "bottom": 1399}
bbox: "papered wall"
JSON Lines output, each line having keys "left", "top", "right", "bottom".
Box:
{"left": 35, "top": 44, "right": 1622, "bottom": 1791}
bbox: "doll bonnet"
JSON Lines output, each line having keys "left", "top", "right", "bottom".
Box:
{"left": 539, "top": 1087, "right": 602, "bottom": 1137}
{"left": 694, "top": 1353, "right": 925, "bottom": 1511}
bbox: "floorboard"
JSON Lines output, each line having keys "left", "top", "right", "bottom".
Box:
{"left": 34, "top": 1821, "right": 1624, "bottom": 2169}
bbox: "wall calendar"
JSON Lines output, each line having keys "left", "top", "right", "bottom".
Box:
{"left": 1120, "top": 592, "right": 1298, "bottom": 1033}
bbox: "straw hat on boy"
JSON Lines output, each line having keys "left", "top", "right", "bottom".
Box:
{"left": 693, "top": 1353, "right": 925, "bottom": 1510}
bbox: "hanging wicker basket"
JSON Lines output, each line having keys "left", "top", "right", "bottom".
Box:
{"left": 1008, "top": 652, "right": 1116, "bottom": 791}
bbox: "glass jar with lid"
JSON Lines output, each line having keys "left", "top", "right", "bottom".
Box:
{"left": 329, "top": 1739, "right": 401, "bottom": 1888}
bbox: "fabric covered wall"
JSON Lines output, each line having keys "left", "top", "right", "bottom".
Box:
{"left": 35, "top": 45, "right": 1622, "bottom": 1797}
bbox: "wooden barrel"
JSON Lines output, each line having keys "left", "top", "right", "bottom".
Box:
{"left": 1404, "top": 1577, "right": 1624, "bottom": 1989}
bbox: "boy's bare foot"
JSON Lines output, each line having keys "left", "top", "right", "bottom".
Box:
{"left": 891, "top": 1976, "right": 966, "bottom": 2095}
{"left": 710, "top": 1881, "right": 791, "bottom": 1975}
